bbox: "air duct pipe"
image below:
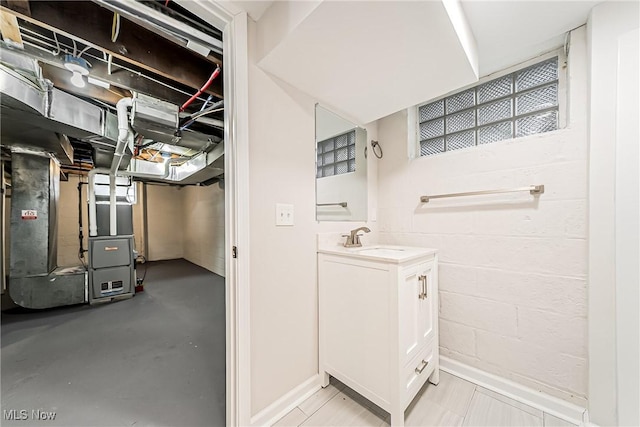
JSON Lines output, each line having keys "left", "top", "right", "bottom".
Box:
{"left": 88, "top": 97, "right": 132, "bottom": 237}
{"left": 120, "top": 157, "right": 184, "bottom": 180}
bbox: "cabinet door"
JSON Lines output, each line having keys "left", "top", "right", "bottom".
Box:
{"left": 399, "top": 261, "right": 435, "bottom": 365}
{"left": 417, "top": 262, "right": 435, "bottom": 347}
{"left": 399, "top": 264, "right": 424, "bottom": 365}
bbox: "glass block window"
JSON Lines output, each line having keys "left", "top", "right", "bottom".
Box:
{"left": 317, "top": 130, "right": 357, "bottom": 178}
{"left": 418, "top": 57, "right": 559, "bottom": 156}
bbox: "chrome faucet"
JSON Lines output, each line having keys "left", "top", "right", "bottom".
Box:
{"left": 342, "top": 226, "right": 371, "bottom": 248}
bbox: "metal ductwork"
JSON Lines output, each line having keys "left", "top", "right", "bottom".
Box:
{"left": 0, "top": 56, "right": 125, "bottom": 168}
{"left": 0, "top": 50, "right": 224, "bottom": 184}
{"left": 8, "top": 151, "right": 86, "bottom": 309}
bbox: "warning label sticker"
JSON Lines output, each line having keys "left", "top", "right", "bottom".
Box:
{"left": 21, "top": 210, "right": 37, "bottom": 220}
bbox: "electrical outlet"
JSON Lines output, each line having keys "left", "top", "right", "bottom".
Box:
{"left": 276, "top": 203, "right": 294, "bottom": 226}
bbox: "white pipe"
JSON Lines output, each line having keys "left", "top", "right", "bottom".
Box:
{"left": 107, "top": 97, "right": 133, "bottom": 237}
{"left": 111, "top": 97, "right": 133, "bottom": 175}
{"left": 88, "top": 167, "right": 111, "bottom": 237}
{"left": 109, "top": 175, "right": 117, "bottom": 236}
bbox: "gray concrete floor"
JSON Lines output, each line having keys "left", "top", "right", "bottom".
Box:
{"left": 1, "top": 259, "right": 225, "bottom": 427}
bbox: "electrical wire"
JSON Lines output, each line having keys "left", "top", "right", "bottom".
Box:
{"left": 52, "top": 31, "right": 61, "bottom": 56}
{"left": 199, "top": 94, "right": 213, "bottom": 112}
{"left": 180, "top": 106, "right": 223, "bottom": 131}
{"left": 136, "top": 255, "right": 148, "bottom": 285}
{"left": 78, "top": 44, "right": 92, "bottom": 58}
{"left": 111, "top": 12, "right": 121, "bottom": 43}
{"left": 22, "top": 39, "right": 59, "bottom": 57}
{"left": 179, "top": 66, "right": 221, "bottom": 112}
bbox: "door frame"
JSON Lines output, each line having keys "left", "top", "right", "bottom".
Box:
{"left": 175, "top": 2, "right": 251, "bottom": 425}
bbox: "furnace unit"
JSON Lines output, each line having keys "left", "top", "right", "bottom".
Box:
{"left": 88, "top": 175, "right": 136, "bottom": 304}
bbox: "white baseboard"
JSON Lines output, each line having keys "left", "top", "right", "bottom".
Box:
{"left": 440, "top": 356, "right": 588, "bottom": 426}
{"left": 250, "top": 374, "right": 321, "bottom": 427}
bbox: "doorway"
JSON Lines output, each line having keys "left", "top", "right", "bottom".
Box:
{"left": 0, "top": 1, "right": 246, "bottom": 425}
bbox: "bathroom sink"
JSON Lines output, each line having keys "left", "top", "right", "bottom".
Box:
{"left": 319, "top": 244, "right": 437, "bottom": 264}
{"left": 353, "top": 247, "right": 406, "bottom": 257}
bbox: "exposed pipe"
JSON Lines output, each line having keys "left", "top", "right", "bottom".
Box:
{"left": 77, "top": 181, "right": 86, "bottom": 267}
{"left": 109, "top": 175, "right": 117, "bottom": 235}
{"left": 179, "top": 66, "right": 221, "bottom": 112}
{"left": 88, "top": 167, "right": 110, "bottom": 237}
{"left": 105, "top": 96, "right": 134, "bottom": 237}
{"left": 142, "top": 182, "right": 149, "bottom": 260}
{"left": 112, "top": 97, "right": 133, "bottom": 175}
{"left": 87, "top": 97, "right": 132, "bottom": 238}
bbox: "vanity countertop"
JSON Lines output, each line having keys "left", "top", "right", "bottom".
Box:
{"left": 318, "top": 244, "right": 437, "bottom": 264}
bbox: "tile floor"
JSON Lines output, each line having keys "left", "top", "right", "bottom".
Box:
{"left": 273, "top": 371, "right": 578, "bottom": 427}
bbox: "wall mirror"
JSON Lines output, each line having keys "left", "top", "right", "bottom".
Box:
{"left": 315, "top": 105, "right": 367, "bottom": 221}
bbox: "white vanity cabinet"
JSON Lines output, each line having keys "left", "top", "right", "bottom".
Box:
{"left": 318, "top": 246, "right": 439, "bottom": 427}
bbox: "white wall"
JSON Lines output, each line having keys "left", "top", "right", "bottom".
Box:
{"left": 587, "top": 2, "right": 640, "bottom": 425}
{"left": 247, "top": 17, "right": 379, "bottom": 416}
{"left": 145, "top": 185, "right": 185, "bottom": 261}
{"left": 183, "top": 184, "right": 226, "bottom": 276}
{"left": 615, "top": 28, "right": 639, "bottom": 427}
{"left": 376, "top": 27, "right": 588, "bottom": 406}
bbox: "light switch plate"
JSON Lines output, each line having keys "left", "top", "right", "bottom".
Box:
{"left": 276, "top": 203, "right": 294, "bottom": 226}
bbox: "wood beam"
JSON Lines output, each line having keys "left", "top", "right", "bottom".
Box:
{"left": 0, "top": 9, "right": 22, "bottom": 47}
{"left": 1, "top": 1, "right": 223, "bottom": 99}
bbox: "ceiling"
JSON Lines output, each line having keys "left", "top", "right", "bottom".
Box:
{"left": 227, "top": 0, "right": 275, "bottom": 21}
{"left": 249, "top": 0, "right": 601, "bottom": 76}
{"left": 461, "top": 0, "right": 601, "bottom": 76}
{"left": 258, "top": 0, "right": 479, "bottom": 124}
{"left": 253, "top": 0, "right": 601, "bottom": 124}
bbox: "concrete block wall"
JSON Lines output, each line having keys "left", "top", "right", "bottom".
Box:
{"left": 376, "top": 27, "right": 588, "bottom": 406}
{"left": 183, "top": 184, "right": 225, "bottom": 276}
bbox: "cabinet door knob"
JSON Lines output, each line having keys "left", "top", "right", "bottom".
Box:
{"left": 418, "top": 275, "right": 427, "bottom": 299}
{"left": 415, "top": 359, "right": 428, "bottom": 374}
